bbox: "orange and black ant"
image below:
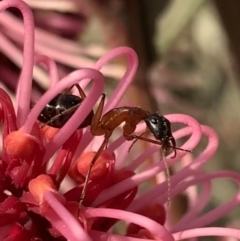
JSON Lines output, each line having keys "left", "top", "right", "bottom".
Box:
{"left": 38, "top": 84, "right": 191, "bottom": 205}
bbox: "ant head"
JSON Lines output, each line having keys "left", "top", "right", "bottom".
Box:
{"left": 145, "top": 113, "right": 192, "bottom": 157}
{"left": 144, "top": 113, "right": 172, "bottom": 144}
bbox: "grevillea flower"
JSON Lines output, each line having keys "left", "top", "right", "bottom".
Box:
{"left": 1, "top": 1, "right": 240, "bottom": 241}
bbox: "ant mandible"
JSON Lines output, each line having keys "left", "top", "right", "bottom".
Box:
{"left": 38, "top": 84, "right": 191, "bottom": 205}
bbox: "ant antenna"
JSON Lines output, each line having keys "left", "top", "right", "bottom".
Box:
{"left": 171, "top": 146, "right": 192, "bottom": 153}
{"left": 169, "top": 146, "right": 192, "bottom": 155}
{"left": 161, "top": 150, "right": 171, "bottom": 208}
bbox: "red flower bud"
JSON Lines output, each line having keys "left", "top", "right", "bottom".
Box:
{"left": 7, "top": 223, "right": 23, "bottom": 237}
{"left": 128, "top": 229, "right": 156, "bottom": 240}
{"left": 127, "top": 203, "right": 166, "bottom": 235}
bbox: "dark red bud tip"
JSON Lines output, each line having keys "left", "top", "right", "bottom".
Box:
{"left": 65, "top": 201, "right": 92, "bottom": 230}
{"left": 4, "top": 131, "right": 39, "bottom": 159}
{"left": 138, "top": 229, "right": 156, "bottom": 239}
{"left": 127, "top": 203, "right": 166, "bottom": 235}
{"left": 28, "top": 174, "right": 57, "bottom": 204}
{"left": 111, "top": 169, "right": 135, "bottom": 185}
{"left": 7, "top": 223, "right": 23, "bottom": 237}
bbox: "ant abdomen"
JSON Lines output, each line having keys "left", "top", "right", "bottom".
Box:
{"left": 38, "top": 93, "right": 94, "bottom": 129}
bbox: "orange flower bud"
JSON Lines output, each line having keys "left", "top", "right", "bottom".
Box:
{"left": 4, "top": 131, "right": 39, "bottom": 159}
{"left": 40, "top": 125, "right": 59, "bottom": 142}
{"left": 28, "top": 174, "right": 56, "bottom": 204}
{"left": 69, "top": 151, "right": 114, "bottom": 183}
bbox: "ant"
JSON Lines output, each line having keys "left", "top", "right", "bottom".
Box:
{"left": 38, "top": 84, "right": 191, "bottom": 205}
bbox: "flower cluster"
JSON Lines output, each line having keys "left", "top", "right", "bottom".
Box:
{"left": 0, "top": 0, "right": 240, "bottom": 241}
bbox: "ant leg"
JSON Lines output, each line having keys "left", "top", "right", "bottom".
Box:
{"left": 171, "top": 149, "right": 177, "bottom": 159}
{"left": 128, "top": 138, "right": 138, "bottom": 153}
{"left": 126, "top": 135, "right": 192, "bottom": 154}
{"left": 128, "top": 131, "right": 147, "bottom": 153}
{"left": 75, "top": 84, "right": 86, "bottom": 99}
{"left": 79, "top": 137, "right": 109, "bottom": 206}
{"left": 125, "top": 134, "right": 162, "bottom": 145}
{"left": 170, "top": 138, "right": 177, "bottom": 158}
{"left": 63, "top": 84, "right": 76, "bottom": 94}
{"left": 79, "top": 94, "right": 109, "bottom": 204}
{"left": 90, "top": 93, "right": 106, "bottom": 134}
{"left": 64, "top": 84, "right": 87, "bottom": 99}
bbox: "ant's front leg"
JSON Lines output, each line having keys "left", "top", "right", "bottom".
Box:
{"left": 79, "top": 136, "right": 109, "bottom": 206}
{"left": 170, "top": 137, "right": 177, "bottom": 158}
{"left": 125, "top": 134, "right": 162, "bottom": 146}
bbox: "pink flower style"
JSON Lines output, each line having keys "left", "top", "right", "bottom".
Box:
{"left": 0, "top": 0, "right": 240, "bottom": 241}
{"left": 0, "top": 0, "right": 121, "bottom": 97}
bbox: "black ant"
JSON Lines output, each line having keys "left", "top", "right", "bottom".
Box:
{"left": 38, "top": 84, "right": 191, "bottom": 205}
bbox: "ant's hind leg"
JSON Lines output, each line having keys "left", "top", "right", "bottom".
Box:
{"left": 75, "top": 84, "right": 86, "bottom": 99}
{"left": 90, "top": 93, "right": 106, "bottom": 132}
{"left": 79, "top": 137, "right": 109, "bottom": 205}
{"left": 64, "top": 84, "right": 87, "bottom": 99}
